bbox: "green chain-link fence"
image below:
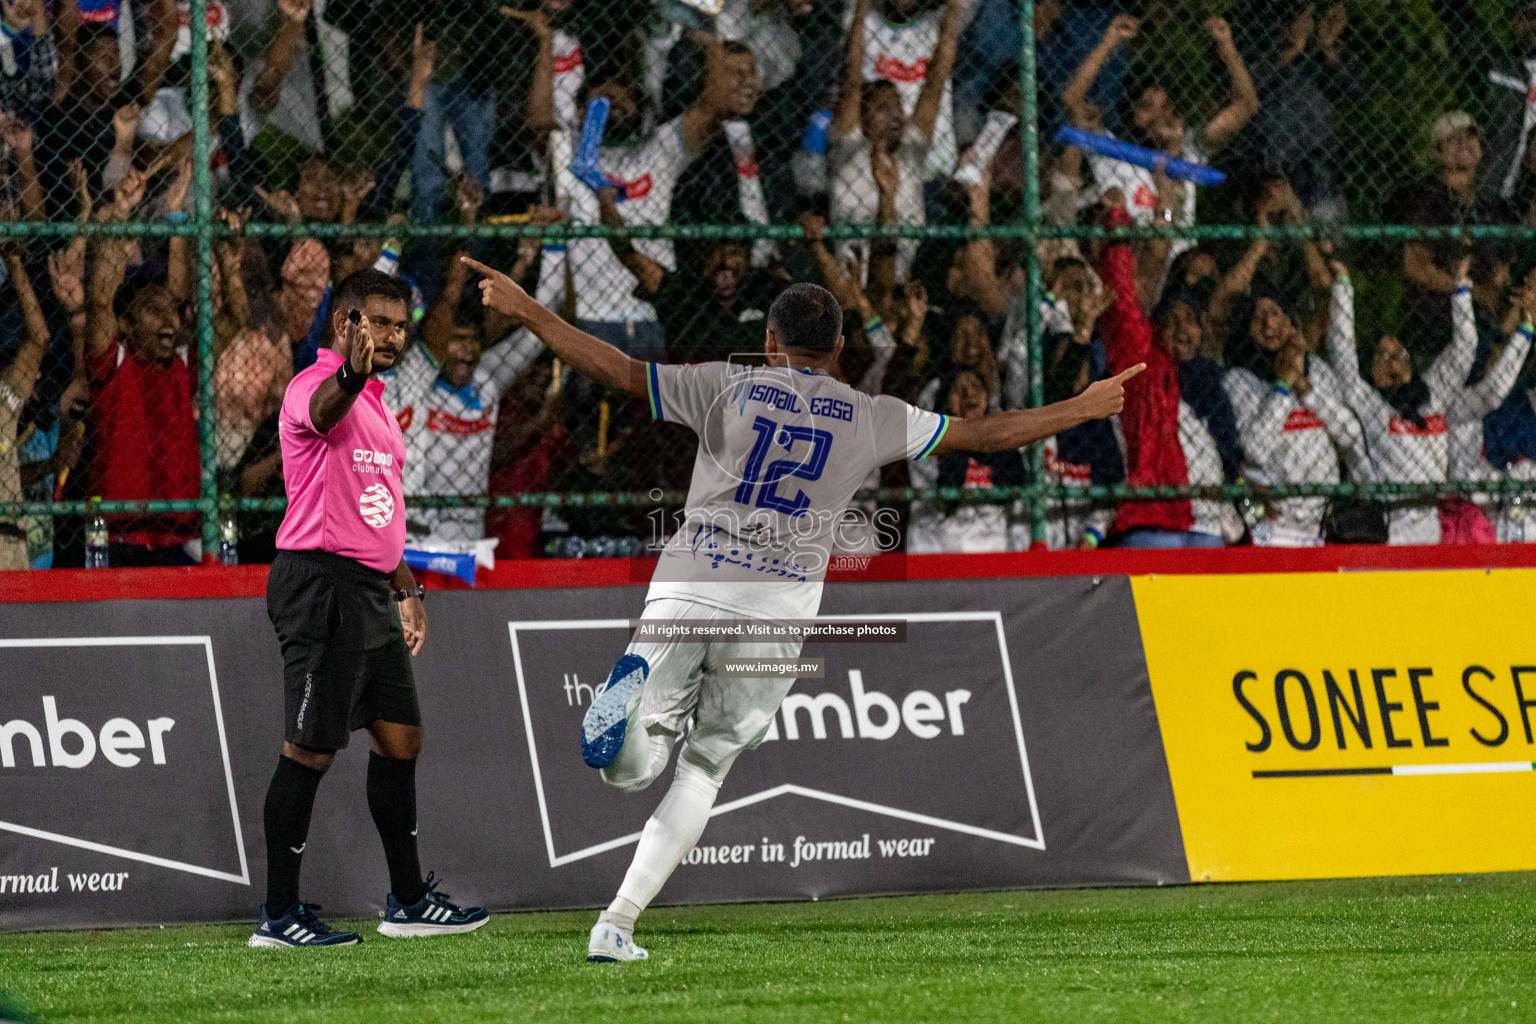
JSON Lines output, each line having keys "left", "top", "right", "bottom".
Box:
{"left": 4, "top": 0, "right": 1536, "bottom": 568}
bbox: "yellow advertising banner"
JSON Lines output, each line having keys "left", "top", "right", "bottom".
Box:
{"left": 1134, "top": 568, "right": 1536, "bottom": 882}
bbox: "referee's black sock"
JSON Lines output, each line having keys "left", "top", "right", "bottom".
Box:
{"left": 367, "top": 752, "right": 426, "bottom": 906}
{"left": 263, "top": 755, "right": 325, "bottom": 920}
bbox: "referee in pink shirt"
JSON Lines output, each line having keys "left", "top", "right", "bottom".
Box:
{"left": 250, "top": 270, "right": 488, "bottom": 948}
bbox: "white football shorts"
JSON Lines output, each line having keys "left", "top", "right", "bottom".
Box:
{"left": 624, "top": 597, "right": 805, "bottom": 767}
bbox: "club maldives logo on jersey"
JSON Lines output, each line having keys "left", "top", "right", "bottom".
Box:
{"left": 1388, "top": 413, "right": 1448, "bottom": 436}
{"left": 1283, "top": 408, "right": 1325, "bottom": 432}
{"left": 426, "top": 409, "right": 495, "bottom": 435}
{"left": 619, "top": 175, "right": 653, "bottom": 201}
{"left": 874, "top": 54, "right": 929, "bottom": 83}
{"left": 359, "top": 483, "right": 395, "bottom": 528}
{"left": 397, "top": 407, "right": 495, "bottom": 434}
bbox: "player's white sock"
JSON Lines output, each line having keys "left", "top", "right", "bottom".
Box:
{"left": 601, "top": 721, "right": 674, "bottom": 792}
{"left": 598, "top": 896, "right": 643, "bottom": 939}
{"left": 612, "top": 755, "right": 725, "bottom": 923}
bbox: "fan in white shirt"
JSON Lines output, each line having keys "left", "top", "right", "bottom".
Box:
{"left": 565, "top": 37, "right": 763, "bottom": 343}
{"left": 846, "top": 0, "right": 981, "bottom": 181}
{"left": 381, "top": 251, "right": 543, "bottom": 542}
{"left": 829, "top": 0, "right": 964, "bottom": 283}
{"left": 717, "top": 0, "right": 809, "bottom": 92}
{"left": 1223, "top": 292, "right": 1370, "bottom": 547}
{"left": 908, "top": 368, "right": 1027, "bottom": 552}
{"left": 1061, "top": 14, "right": 1258, "bottom": 242}
{"left": 1324, "top": 262, "right": 1472, "bottom": 546}
{"left": 504, "top": 2, "right": 586, "bottom": 136}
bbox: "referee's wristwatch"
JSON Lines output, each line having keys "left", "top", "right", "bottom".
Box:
{"left": 392, "top": 584, "right": 425, "bottom": 603}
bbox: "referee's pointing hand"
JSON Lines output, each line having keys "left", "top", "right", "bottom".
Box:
{"left": 347, "top": 313, "right": 375, "bottom": 375}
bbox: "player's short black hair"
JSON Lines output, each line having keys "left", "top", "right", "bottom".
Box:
{"left": 768, "top": 283, "right": 843, "bottom": 352}
{"left": 333, "top": 269, "right": 411, "bottom": 318}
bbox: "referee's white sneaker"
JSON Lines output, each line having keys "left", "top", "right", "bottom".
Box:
{"left": 377, "top": 874, "right": 490, "bottom": 938}
{"left": 581, "top": 654, "right": 649, "bottom": 769}
{"left": 587, "top": 920, "right": 648, "bottom": 963}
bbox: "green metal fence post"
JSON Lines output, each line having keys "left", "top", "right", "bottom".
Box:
{"left": 1019, "top": 0, "right": 1044, "bottom": 546}
{"left": 189, "top": 0, "right": 218, "bottom": 562}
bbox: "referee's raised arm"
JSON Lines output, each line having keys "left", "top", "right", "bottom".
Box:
{"left": 461, "top": 256, "right": 649, "bottom": 398}
{"left": 310, "top": 312, "right": 381, "bottom": 433}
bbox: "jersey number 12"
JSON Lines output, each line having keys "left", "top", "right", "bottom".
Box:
{"left": 734, "top": 415, "right": 834, "bottom": 516}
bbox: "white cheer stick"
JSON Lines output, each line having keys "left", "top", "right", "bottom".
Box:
{"left": 953, "top": 111, "right": 1019, "bottom": 186}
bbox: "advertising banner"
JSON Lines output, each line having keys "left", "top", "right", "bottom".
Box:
{"left": 1136, "top": 568, "right": 1536, "bottom": 882}
{"left": 0, "top": 576, "right": 1186, "bottom": 931}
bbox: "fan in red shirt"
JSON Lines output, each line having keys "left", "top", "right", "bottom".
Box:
{"left": 85, "top": 233, "right": 201, "bottom": 565}
{"left": 486, "top": 360, "right": 573, "bottom": 559}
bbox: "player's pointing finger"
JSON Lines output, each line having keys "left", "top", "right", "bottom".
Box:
{"left": 459, "top": 255, "right": 498, "bottom": 278}
{"left": 1113, "top": 362, "right": 1147, "bottom": 383}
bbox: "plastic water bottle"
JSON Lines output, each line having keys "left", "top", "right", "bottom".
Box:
{"left": 1236, "top": 494, "right": 1266, "bottom": 528}
{"left": 545, "top": 536, "right": 585, "bottom": 558}
{"left": 1508, "top": 495, "right": 1527, "bottom": 544}
{"left": 372, "top": 239, "right": 402, "bottom": 276}
{"left": 793, "top": 109, "right": 832, "bottom": 195}
{"left": 85, "top": 509, "right": 109, "bottom": 568}
{"left": 219, "top": 510, "right": 240, "bottom": 566}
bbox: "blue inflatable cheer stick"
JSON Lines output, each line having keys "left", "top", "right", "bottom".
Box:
{"left": 1053, "top": 125, "right": 1227, "bottom": 188}
{"left": 404, "top": 547, "right": 479, "bottom": 588}
{"left": 569, "top": 96, "right": 628, "bottom": 200}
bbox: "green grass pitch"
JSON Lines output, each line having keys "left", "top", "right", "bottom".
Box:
{"left": 1, "top": 874, "right": 1532, "bottom": 1023}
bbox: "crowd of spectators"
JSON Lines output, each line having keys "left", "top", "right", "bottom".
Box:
{"left": 6, "top": 0, "right": 1536, "bottom": 568}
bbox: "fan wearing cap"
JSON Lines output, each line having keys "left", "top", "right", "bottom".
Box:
{"left": 1396, "top": 109, "right": 1512, "bottom": 367}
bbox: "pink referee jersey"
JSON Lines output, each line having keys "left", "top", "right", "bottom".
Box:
{"left": 274, "top": 348, "right": 407, "bottom": 573}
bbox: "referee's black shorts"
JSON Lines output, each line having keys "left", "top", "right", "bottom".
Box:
{"left": 266, "top": 549, "right": 420, "bottom": 752}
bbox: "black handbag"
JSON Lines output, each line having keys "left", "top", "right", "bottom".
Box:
{"left": 1323, "top": 498, "right": 1389, "bottom": 544}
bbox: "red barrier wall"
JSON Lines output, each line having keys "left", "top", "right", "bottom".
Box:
{"left": 2, "top": 544, "right": 1534, "bottom": 603}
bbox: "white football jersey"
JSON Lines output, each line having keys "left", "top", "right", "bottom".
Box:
{"left": 851, "top": 0, "right": 980, "bottom": 180}
{"left": 381, "top": 332, "right": 543, "bottom": 541}
{"left": 551, "top": 28, "right": 585, "bottom": 133}
{"left": 828, "top": 122, "right": 929, "bottom": 282}
{"left": 1087, "top": 127, "right": 1205, "bottom": 244}
{"left": 568, "top": 117, "right": 696, "bottom": 323}
{"left": 644, "top": 360, "right": 946, "bottom": 620}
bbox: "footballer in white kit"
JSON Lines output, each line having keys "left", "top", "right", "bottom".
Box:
{"left": 463, "top": 258, "right": 1141, "bottom": 963}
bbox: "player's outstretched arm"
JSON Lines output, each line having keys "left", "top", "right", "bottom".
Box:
{"left": 935, "top": 363, "right": 1144, "bottom": 454}
{"left": 461, "top": 256, "right": 647, "bottom": 398}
